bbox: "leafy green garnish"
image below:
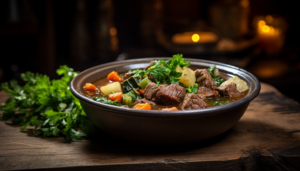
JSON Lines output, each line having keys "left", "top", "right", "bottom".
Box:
{"left": 145, "top": 54, "right": 189, "bottom": 85}
{"left": 186, "top": 83, "right": 199, "bottom": 94}
{"left": 212, "top": 77, "right": 224, "bottom": 87}
{"left": 0, "top": 65, "right": 97, "bottom": 142}
{"left": 93, "top": 97, "right": 121, "bottom": 106}
{"left": 207, "top": 65, "right": 224, "bottom": 86}
{"left": 132, "top": 69, "right": 146, "bottom": 78}
{"left": 212, "top": 101, "right": 230, "bottom": 106}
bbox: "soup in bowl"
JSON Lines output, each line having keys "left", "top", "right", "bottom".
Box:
{"left": 70, "top": 56, "right": 260, "bottom": 144}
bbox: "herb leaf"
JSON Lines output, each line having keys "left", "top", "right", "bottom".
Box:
{"left": 207, "top": 65, "right": 224, "bottom": 86}
{"left": 93, "top": 97, "right": 121, "bottom": 106}
{"left": 0, "top": 65, "right": 96, "bottom": 142}
{"left": 145, "top": 54, "right": 189, "bottom": 85}
{"left": 185, "top": 83, "right": 199, "bottom": 94}
{"left": 212, "top": 101, "right": 230, "bottom": 106}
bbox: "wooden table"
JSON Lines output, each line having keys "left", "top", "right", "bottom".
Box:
{"left": 1, "top": 83, "right": 300, "bottom": 171}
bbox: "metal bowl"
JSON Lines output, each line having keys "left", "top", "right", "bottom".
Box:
{"left": 70, "top": 58, "right": 260, "bottom": 144}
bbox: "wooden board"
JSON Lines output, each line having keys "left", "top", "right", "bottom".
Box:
{"left": 0, "top": 83, "right": 300, "bottom": 171}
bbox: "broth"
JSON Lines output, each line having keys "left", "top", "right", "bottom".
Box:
{"left": 84, "top": 71, "right": 248, "bottom": 110}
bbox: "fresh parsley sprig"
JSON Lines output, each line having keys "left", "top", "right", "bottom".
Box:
{"left": 0, "top": 66, "right": 97, "bottom": 142}
{"left": 145, "top": 54, "right": 190, "bottom": 85}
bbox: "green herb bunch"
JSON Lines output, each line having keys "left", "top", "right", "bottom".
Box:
{"left": 0, "top": 66, "right": 96, "bottom": 142}
{"left": 132, "top": 54, "right": 190, "bottom": 85}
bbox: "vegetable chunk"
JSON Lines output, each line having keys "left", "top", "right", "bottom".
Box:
{"left": 175, "top": 66, "right": 196, "bottom": 87}
{"left": 107, "top": 71, "right": 123, "bottom": 82}
{"left": 100, "top": 82, "right": 122, "bottom": 95}
{"left": 84, "top": 83, "right": 98, "bottom": 91}
{"left": 220, "top": 76, "right": 249, "bottom": 92}
{"left": 161, "top": 107, "right": 178, "bottom": 111}
{"left": 132, "top": 103, "right": 151, "bottom": 110}
{"left": 109, "top": 92, "right": 123, "bottom": 103}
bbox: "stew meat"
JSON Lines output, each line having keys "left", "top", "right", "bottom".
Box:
{"left": 83, "top": 54, "right": 249, "bottom": 111}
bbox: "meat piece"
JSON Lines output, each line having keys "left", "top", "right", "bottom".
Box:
{"left": 216, "top": 83, "right": 243, "bottom": 98}
{"left": 123, "top": 72, "right": 133, "bottom": 80}
{"left": 144, "top": 61, "right": 157, "bottom": 70}
{"left": 134, "top": 98, "right": 156, "bottom": 106}
{"left": 144, "top": 83, "right": 186, "bottom": 105}
{"left": 179, "top": 93, "right": 208, "bottom": 110}
{"left": 197, "top": 86, "right": 219, "bottom": 99}
{"left": 147, "top": 74, "right": 156, "bottom": 82}
{"left": 195, "top": 69, "right": 217, "bottom": 90}
{"left": 156, "top": 84, "right": 186, "bottom": 105}
{"left": 144, "top": 83, "right": 167, "bottom": 102}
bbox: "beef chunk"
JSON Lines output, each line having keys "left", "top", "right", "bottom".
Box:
{"left": 144, "top": 61, "right": 157, "bottom": 70}
{"left": 144, "top": 83, "right": 167, "bottom": 102}
{"left": 134, "top": 98, "right": 156, "bottom": 106}
{"left": 197, "top": 86, "right": 219, "bottom": 99}
{"left": 216, "top": 83, "right": 243, "bottom": 98}
{"left": 156, "top": 84, "right": 186, "bottom": 105}
{"left": 144, "top": 83, "right": 186, "bottom": 105}
{"left": 179, "top": 93, "right": 208, "bottom": 110}
{"left": 123, "top": 72, "right": 133, "bottom": 80}
{"left": 148, "top": 74, "right": 156, "bottom": 82}
{"left": 195, "top": 69, "right": 216, "bottom": 90}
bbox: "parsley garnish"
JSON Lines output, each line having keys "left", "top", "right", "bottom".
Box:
{"left": 144, "top": 54, "right": 190, "bottom": 85}
{"left": 211, "top": 101, "right": 230, "bottom": 106}
{"left": 93, "top": 97, "right": 121, "bottom": 106}
{"left": 186, "top": 83, "right": 199, "bottom": 94}
{"left": 0, "top": 66, "right": 97, "bottom": 142}
{"left": 207, "top": 65, "right": 224, "bottom": 86}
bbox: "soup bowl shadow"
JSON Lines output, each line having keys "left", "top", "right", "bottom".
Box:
{"left": 70, "top": 58, "right": 260, "bottom": 144}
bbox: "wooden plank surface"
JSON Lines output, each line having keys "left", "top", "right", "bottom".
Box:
{"left": 0, "top": 83, "right": 300, "bottom": 171}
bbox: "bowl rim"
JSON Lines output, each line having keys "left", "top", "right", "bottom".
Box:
{"left": 70, "top": 57, "right": 261, "bottom": 117}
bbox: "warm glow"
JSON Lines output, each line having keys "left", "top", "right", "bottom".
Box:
{"left": 265, "top": 15, "right": 273, "bottom": 24}
{"left": 262, "top": 25, "right": 270, "bottom": 33}
{"left": 110, "top": 27, "right": 117, "bottom": 36}
{"left": 111, "top": 37, "right": 118, "bottom": 45}
{"left": 258, "top": 20, "right": 266, "bottom": 27}
{"left": 172, "top": 32, "right": 218, "bottom": 44}
{"left": 191, "top": 34, "right": 200, "bottom": 42}
{"left": 240, "top": 0, "right": 249, "bottom": 8}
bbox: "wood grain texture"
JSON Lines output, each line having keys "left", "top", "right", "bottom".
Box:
{"left": 0, "top": 83, "right": 300, "bottom": 171}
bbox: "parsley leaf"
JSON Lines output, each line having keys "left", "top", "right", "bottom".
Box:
{"left": 93, "top": 97, "right": 121, "bottom": 106}
{"left": 0, "top": 65, "right": 96, "bottom": 142}
{"left": 212, "top": 101, "right": 230, "bottom": 106}
{"left": 207, "top": 65, "right": 224, "bottom": 86}
{"left": 145, "top": 54, "right": 189, "bottom": 85}
{"left": 185, "top": 83, "right": 199, "bottom": 94}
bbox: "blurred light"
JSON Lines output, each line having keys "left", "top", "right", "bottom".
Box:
{"left": 240, "top": 0, "right": 249, "bottom": 8}
{"left": 109, "top": 27, "right": 117, "bottom": 36}
{"left": 258, "top": 20, "right": 266, "bottom": 27}
{"left": 111, "top": 37, "right": 118, "bottom": 45}
{"left": 191, "top": 34, "right": 200, "bottom": 42}
{"left": 265, "top": 15, "right": 273, "bottom": 24}
{"left": 262, "top": 25, "right": 270, "bottom": 33}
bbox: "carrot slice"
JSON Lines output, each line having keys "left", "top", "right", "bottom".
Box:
{"left": 132, "top": 103, "right": 151, "bottom": 110}
{"left": 108, "top": 92, "right": 123, "bottom": 103}
{"left": 86, "top": 91, "right": 96, "bottom": 95}
{"left": 107, "top": 71, "right": 123, "bottom": 82}
{"left": 84, "top": 83, "right": 99, "bottom": 91}
{"left": 139, "top": 88, "right": 145, "bottom": 96}
{"left": 161, "top": 107, "right": 178, "bottom": 111}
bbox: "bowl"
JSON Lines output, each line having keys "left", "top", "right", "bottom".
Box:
{"left": 70, "top": 58, "right": 260, "bottom": 144}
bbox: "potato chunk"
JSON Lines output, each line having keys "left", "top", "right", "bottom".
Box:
{"left": 220, "top": 76, "right": 249, "bottom": 92}
{"left": 175, "top": 66, "right": 196, "bottom": 87}
{"left": 100, "top": 82, "right": 122, "bottom": 96}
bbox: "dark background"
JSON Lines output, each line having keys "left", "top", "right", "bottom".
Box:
{"left": 1, "top": 0, "right": 300, "bottom": 102}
